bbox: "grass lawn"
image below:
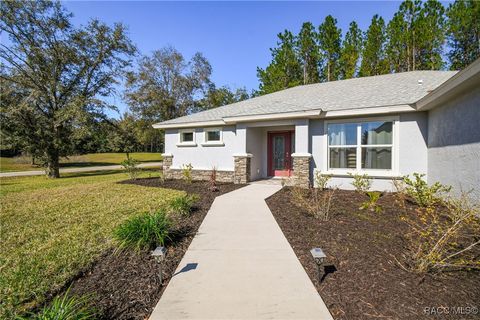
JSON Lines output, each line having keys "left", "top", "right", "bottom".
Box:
{"left": 0, "top": 152, "right": 162, "bottom": 172}
{"left": 0, "top": 170, "right": 182, "bottom": 318}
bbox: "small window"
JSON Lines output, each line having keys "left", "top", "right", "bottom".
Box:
{"left": 204, "top": 128, "right": 223, "bottom": 144}
{"left": 180, "top": 131, "right": 194, "bottom": 143}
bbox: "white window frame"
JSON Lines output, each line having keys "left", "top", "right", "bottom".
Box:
{"left": 177, "top": 129, "right": 197, "bottom": 147}
{"left": 202, "top": 127, "right": 224, "bottom": 146}
{"left": 323, "top": 116, "right": 400, "bottom": 177}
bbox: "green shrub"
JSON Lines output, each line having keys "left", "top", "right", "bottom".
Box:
{"left": 168, "top": 194, "right": 199, "bottom": 216}
{"left": 113, "top": 210, "right": 171, "bottom": 250}
{"left": 313, "top": 170, "right": 332, "bottom": 189}
{"left": 19, "top": 289, "right": 95, "bottom": 320}
{"left": 349, "top": 173, "right": 372, "bottom": 193}
{"left": 403, "top": 173, "right": 451, "bottom": 207}
{"left": 121, "top": 158, "right": 140, "bottom": 180}
{"left": 181, "top": 163, "right": 193, "bottom": 184}
{"left": 360, "top": 191, "right": 382, "bottom": 213}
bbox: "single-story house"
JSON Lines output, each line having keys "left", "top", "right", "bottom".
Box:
{"left": 154, "top": 58, "right": 480, "bottom": 200}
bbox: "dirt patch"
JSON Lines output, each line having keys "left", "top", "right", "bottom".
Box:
{"left": 69, "top": 179, "right": 244, "bottom": 320}
{"left": 266, "top": 188, "right": 480, "bottom": 320}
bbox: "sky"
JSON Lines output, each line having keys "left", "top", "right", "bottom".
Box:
{"left": 61, "top": 1, "right": 426, "bottom": 117}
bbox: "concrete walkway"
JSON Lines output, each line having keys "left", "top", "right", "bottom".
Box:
{"left": 0, "top": 162, "right": 163, "bottom": 177}
{"left": 150, "top": 183, "right": 333, "bottom": 320}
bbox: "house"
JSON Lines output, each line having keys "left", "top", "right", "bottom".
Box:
{"left": 154, "top": 58, "right": 480, "bottom": 200}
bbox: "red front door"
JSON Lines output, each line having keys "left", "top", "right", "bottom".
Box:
{"left": 267, "top": 131, "right": 293, "bottom": 177}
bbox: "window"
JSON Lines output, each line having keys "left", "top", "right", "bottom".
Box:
{"left": 327, "top": 120, "right": 394, "bottom": 171}
{"left": 203, "top": 128, "right": 224, "bottom": 145}
{"left": 178, "top": 130, "right": 196, "bottom": 146}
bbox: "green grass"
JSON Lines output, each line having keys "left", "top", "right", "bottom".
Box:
{"left": 0, "top": 170, "right": 182, "bottom": 318}
{"left": 0, "top": 152, "right": 162, "bottom": 172}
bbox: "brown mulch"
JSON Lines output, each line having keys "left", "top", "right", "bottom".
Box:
{"left": 68, "top": 179, "right": 244, "bottom": 320}
{"left": 266, "top": 188, "right": 480, "bottom": 320}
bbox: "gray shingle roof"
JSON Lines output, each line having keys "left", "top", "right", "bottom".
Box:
{"left": 157, "top": 70, "right": 457, "bottom": 126}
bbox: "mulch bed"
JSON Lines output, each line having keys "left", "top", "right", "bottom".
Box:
{"left": 266, "top": 188, "right": 480, "bottom": 320}
{"left": 68, "top": 179, "right": 244, "bottom": 320}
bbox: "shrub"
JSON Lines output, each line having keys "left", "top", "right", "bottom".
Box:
{"left": 313, "top": 170, "right": 332, "bottom": 189}
{"left": 181, "top": 163, "right": 193, "bottom": 184}
{"left": 209, "top": 167, "right": 219, "bottom": 192}
{"left": 19, "top": 289, "right": 95, "bottom": 320}
{"left": 292, "top": 186, "right": 336, "bottom": 221}
{"left": 349, "top": 173, "right": 372, "bottom": 193}
{"left": 168, "top": 194, "right": 199, "bottom": 216}
{"left": 113, "top": 210, "right": 171, "bottom": 251}
{"left": 401, "top": 192, "right": 480, "bottom": 273}
{"left": 360, "top": 191, "right": 382, "bottom": 213}
{"left": 403, "top": 173, "right": 451, "bottom": 207}
{"left": 121, "top": 158, "right": 140, "bottom": 180}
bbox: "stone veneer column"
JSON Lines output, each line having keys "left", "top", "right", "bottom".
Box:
{"left": 233, "top": 154, "right": 252, "bottom": 184}
{"left": 162, "top": 153, "right": 173, "bottom": 179}
{"left": 291, "top": 153, "right": 312, "bottom": 188}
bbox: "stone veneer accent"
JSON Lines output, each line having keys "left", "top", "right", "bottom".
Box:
{"left": 233, "top": 154, "right": 252, "bottom": 184}
{"left": 162, "top": 154, "right": 174, "bottom": 180}
{"left": 292, "top": 154, "right": 312, "bottom": 188}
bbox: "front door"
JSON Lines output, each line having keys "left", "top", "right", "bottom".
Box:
{"left": 268, "top": 131, "right": 293, "bottom": 177}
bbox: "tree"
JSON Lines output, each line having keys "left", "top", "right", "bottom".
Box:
{"left": 297, "top": 22, "right": 320, "bottom": 84}
{"left": 418, "top": 0, "right": 446, "bottom": 70}
{"left": 398, "top": 0, "right": 423, "bottom": 71}
{"left": 447, "top": 0, "right": 480, "bottom": 70}
{"left": 386, "top": 11, "right": 410, "bottom": 72}
{"left": 108, "top": 113, "right": 139, "bottom": 159}
{"left": 124, "top": 46, "right": 212, "bottom": 122}
{"left": 197, "top": 85, "right": 249, "bottom": 110}
{"left": 257, "top": 30, "right": 302, "bottom": 95}
{"left": 339, "top": 21, "right": 363, "bottom": 79}
{"left": 318, "top": 15, "right": 342, "bottom": 81}
{"left": 359, "top": 15, "right": 388, "bottom": 77}
{"left": 0, "top": 0, "right": 135, "bottom": 178}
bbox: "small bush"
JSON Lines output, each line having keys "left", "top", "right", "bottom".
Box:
{"left": 121, "top": 158, "right": 140, "bottom": 180}
{"left": 402, "top": 192, "right": 480, "bottom": 273}
{"left": 181, "top": 163, "right": 193, "bottom": 184}
{"left": 113, "top": 210, "right": 171, "bottom": 251}
{"left": 360, "top": 191, "right": 382, "bottom": 213}
{"left": 209, "top": 167, "right": 219, "bottom": 192}
{"left": 168, "top": 194, "right": 199, "bottom": 216}
{"left": 292, "top": 186, "right": 336, "bottom": 221}
{"left": 313, "top": 170, "right": 332, "bottom": 189}
{"left": 350, "top": 173, "right": 372, "bottom": 193}
{"left": 403, "top": 173, "right": 451, "bottom": 207}
{"left": 19, "top": 289, "right": 95, "bottom": 320}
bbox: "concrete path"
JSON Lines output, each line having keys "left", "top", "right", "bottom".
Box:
{"left": 150, "top": 183, "right": 332, "bottom": 320}
{"left": 0, "top": 162, "right": 163, "bottom": 177}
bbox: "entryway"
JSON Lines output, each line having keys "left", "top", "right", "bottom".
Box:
{"left": 267, "top": 131, "right": 295, "bottom": 177}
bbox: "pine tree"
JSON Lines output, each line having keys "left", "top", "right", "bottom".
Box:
{"left": 418, "top": 0, "right": 446, "bottom": 70}
{"left": 257, "top": 30, "right": 302, "bottom": 95}
{"left": 447, "top": 0, "right": 480, "bottom": 70}
{"left": 398, "top": 0, "right": 423, "bottom": 71}
{"left": 386, "top": 11, "right": 409, "bottom": 72}
{"left": 360, "top": 15, "right": 388, "bottom": 77}
{"left": 297, "top": 22, "right": 320, "bottom": 84}
{"left": 318, "top": 15, "right": 342, "bottom": 81}
{"left": 339, "top": 21, "right": 363, "bottom": 79}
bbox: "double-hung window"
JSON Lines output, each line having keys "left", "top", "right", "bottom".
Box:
{"left": 327, "top": 120, "right": 394, "bottom": 172}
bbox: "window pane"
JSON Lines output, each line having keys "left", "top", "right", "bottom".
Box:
{"left": 329, "top": 147, "right": 357, "bottom": 169}
{"left": 328, "top": 123, "right": 357, "bottom": 145}
{"left": 182, "top": 132, "right": 193, "bottom": 142}
{"left": 207, "top": 130, "right": 220, "bottom": 141}
{"left": 362, "top": 147, "right": 392, "bottom": 169}
{"left": 361, "top": 121, "right": 392, "bottom": 145}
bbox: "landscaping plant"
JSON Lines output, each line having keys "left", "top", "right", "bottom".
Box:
{"left": 18, "top": 289, "right": 95, "bottom": 320}
{"left": 113, "top": 210, "right": 172, "bottom": 251}
{"left": 401, "top": 191, "right": 480, "bottom": 273}
{"left": 403, "top": 173, "right": 451, "bottom": 207}
{"left": 121, "top": 158, "right": 140, "bottom": 180}
{"left": 181, "top": 163, "right": 193, "bottom": 184}
{"left": 168, "top": 194, "right": 199, "bottom": 216}
{"left": 313, "top": 170, "right": 332, "bottom": 189}
{"left": 209, "top": 166, "right": 219, "bottom": 192}
{"left": 349, "top": 173, "right": 372, "bottom": 193}
{"left": 360, "top": 191, "right": 383, "bottom": 213}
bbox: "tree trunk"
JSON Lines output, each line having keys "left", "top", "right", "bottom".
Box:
{"left": 45, "top": 151, "right": 60, "bottom": 178}
{"left": 31, "top": 156, "right": 35, "bottom": 166}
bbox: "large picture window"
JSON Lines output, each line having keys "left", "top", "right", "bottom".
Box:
{"left": 327, "top": 120, "right": 394, "bottom": 171}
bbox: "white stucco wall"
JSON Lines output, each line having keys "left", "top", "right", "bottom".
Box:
{"left": 164, "top": 126, "right": 239, "bottom": 171}
{"left": 310, "top": 112, "right": 428, "bottom": 191}
{"left": 427, "top": 89, "right": 480, "bottom": 201}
